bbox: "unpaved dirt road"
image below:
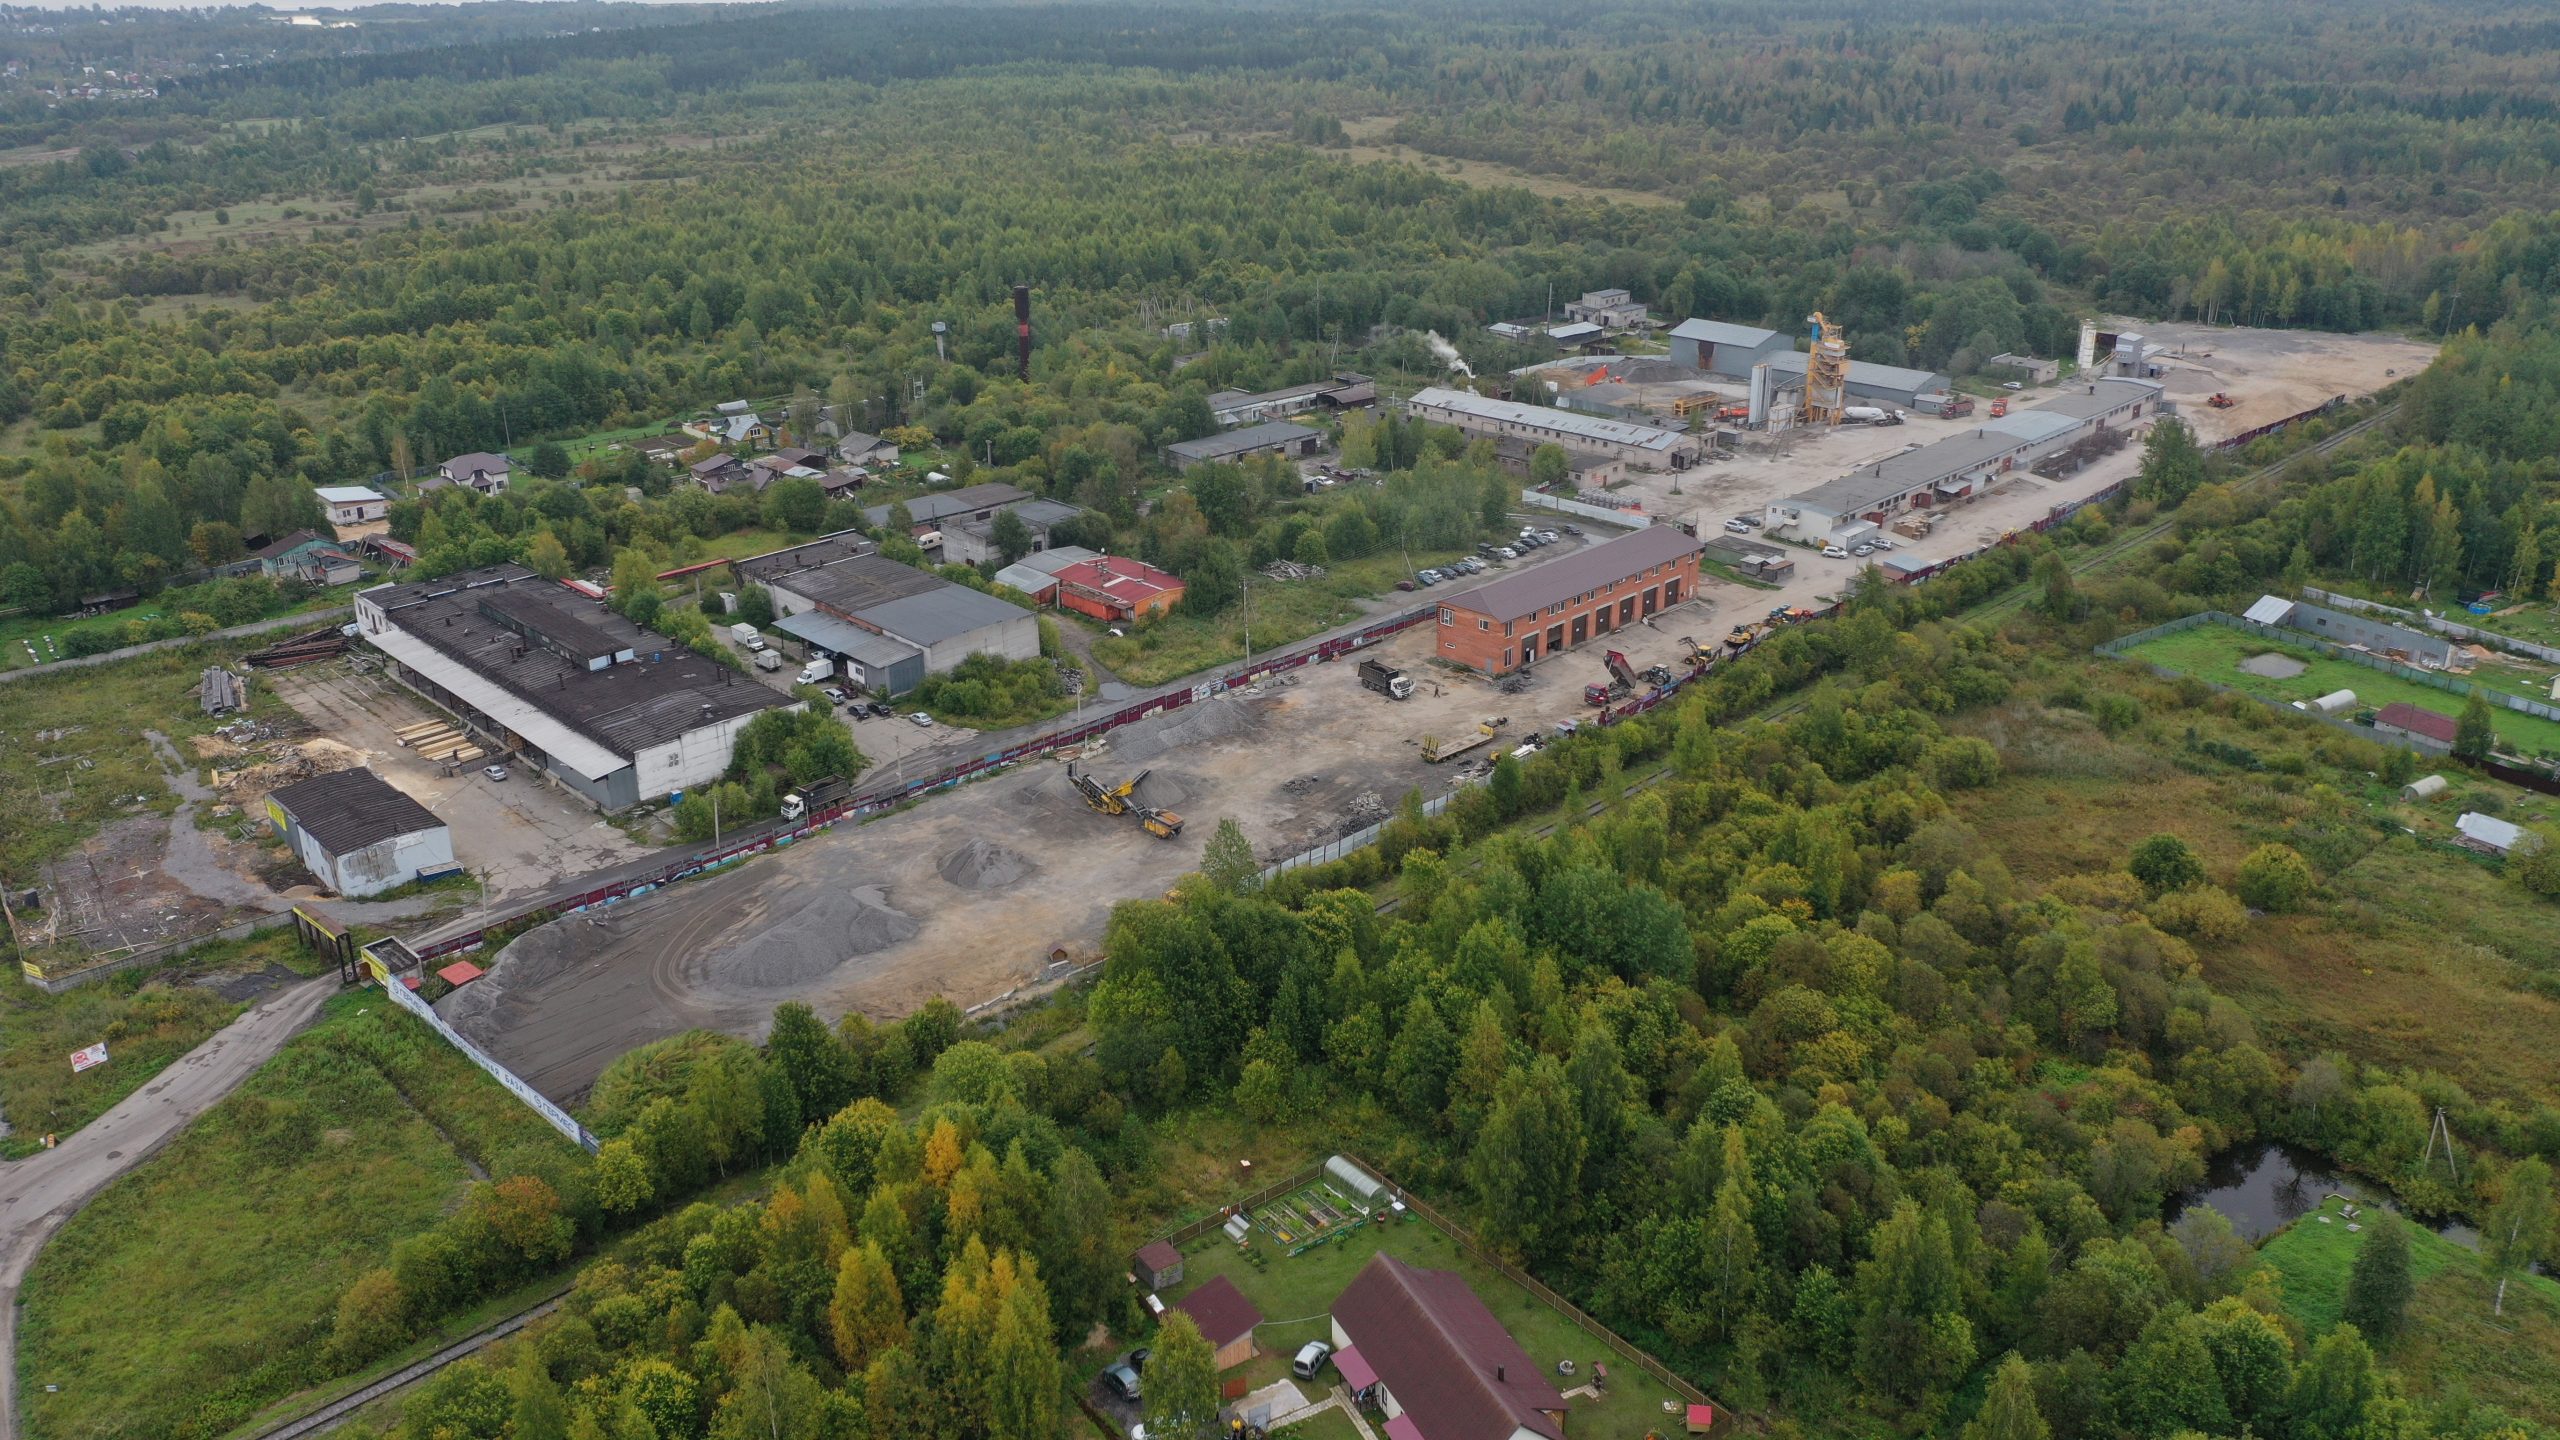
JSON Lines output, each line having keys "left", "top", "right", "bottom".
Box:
{"left": 0, "top": 977, "right": 333, "bottom": 1440}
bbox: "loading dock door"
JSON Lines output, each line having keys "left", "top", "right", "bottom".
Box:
{"left": 1571, "top": 616, "right": 1589, "bottom": 645}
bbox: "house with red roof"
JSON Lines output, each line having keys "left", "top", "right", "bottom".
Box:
{"left": 1329, "top": 1253, "right": 1569, "bottom": 1440}
{"left": 1172, "top": 1274, "right": 1263, "bottom": 1371}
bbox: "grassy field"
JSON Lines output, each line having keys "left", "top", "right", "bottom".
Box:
{"left": 0, "top": 640, "right": 308, "bottom": 878}
{"left": 0, "top": 589, "right": 337, "bottom": 673}
{"left": 0, "top": 929, "right": 320, "bottom": 1159}
{"left": 2258, "top": 1196, "right": 2560, "bottom": 1426}
{"left": 1088, "top": 550, "right": 1447, "bottom": 687}
{"left": 1157, "top": 1206, "right": 1690, "bottom": 1440}
{"left": 2122, "top": 620, "right": 2560, "bottom": 757}
{"left": 1951, "top": 681, "right": 2560, "bottom": 1105}
{"left": 16, "top": 992, "right": 587, "bottom": 1440}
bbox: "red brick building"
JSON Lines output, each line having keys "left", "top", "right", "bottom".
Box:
{"left": 1053, "top": 556, "right": 1186, "bottom": 622}
{"left": 1434, "top": 525, "right": 1702, "bottom": 675}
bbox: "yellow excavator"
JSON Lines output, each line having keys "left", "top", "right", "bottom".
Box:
{"left": 1068, "top": 762, "right": 1184, "bottom": 839}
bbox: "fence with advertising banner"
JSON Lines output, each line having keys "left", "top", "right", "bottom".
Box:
{"left": 370, "top": 943, "right": 598, "bottom": 1153}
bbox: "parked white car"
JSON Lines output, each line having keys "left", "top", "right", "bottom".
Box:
{"left": 1822, "top": 545, "right": 1850, "bottom": 559}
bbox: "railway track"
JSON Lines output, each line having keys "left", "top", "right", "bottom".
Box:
{"left": 1969, "top": 402, "right": 2402, "bottom": 623}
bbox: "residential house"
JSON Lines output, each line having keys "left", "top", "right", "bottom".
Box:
{"left": 433, "top": 452, "right": 512, "bottom": 495}
{"left": 720, "top": 412, "right": 774, "bottom": 450}
{"left": 255, "top": 530, "right": 365, "bottom": 586}
{"left": 1329, "top": 1253, "right": 1569, "bottom": 1440}
{"left": 314, "top": 485, "right": 389, "bottom": 526}
{"left": 835, "top": 430, "right": 902, "bottom": 468}
{"left": 690, "top": 453, "right": 759, "bottom": 495}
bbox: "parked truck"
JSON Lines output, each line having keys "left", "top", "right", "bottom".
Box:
{"left": 796, "top": 658, "right": 835, "bottom": 686}
{"left": 1358, "top": 659, "right": 1415, "bottom": 700}
{"left": 779, "top": 776, "right": 853, "bottom": 823}
{"left": 1583, "top": 649, "right": 1637, "bottom": 707}
{"left": 729, "top": 622, "right": 764, "bottom": 650}
{"left": 1843, "top": 406, "right": 1905, "bottom": 426}
{"left": 753, "top": 648, "right": 783, "bottom": 672}
{"left": 1422, "top": 717, "right": 1506, "bottom": 763}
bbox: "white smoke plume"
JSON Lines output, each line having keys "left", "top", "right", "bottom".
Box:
{"left": 1423, "top": 331, "right": 1473, "bottom": 378}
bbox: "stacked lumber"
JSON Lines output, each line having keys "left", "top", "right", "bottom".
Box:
{"left": 243, "top": 625, "right": 349, "bottom": 669}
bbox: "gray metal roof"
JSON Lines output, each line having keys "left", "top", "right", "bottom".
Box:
{"left": 1408, "top": 388, "right": 1690, "bottom": 453}
{"left": 1166, "top": 420, "right": 1321, "bottom": 463}
{"left": 774, "top": 554, "right": 946, "bottom": 612}
{"left": 775, "top": 611, "right": 920, "bottom": 668}
{"left": 862, "top": 482, "right": 1033, "bottom": 528}
{"left": 1982, "top": 410, "right": 2078, "bottom": 445}
{"left": 1437, "top": 526, "right": 1702, "bottom": 622}
{"left": 2032, "top": 378, "right": 2163, "bottom": 419}
{"left": 1784, "top": 431, "right": 2023, "bottom": 517}
{"left": 269, "top": 767, "right": 445, "bottom": 855}
{"left": 1761, "top": 351, "right": 1949, "bottom": 393}
{"left": 857, "top": 586, "right": 1030, "bottom": 648}
{"left": 1669, "top": 319, "right": 1783, "bottom": 348}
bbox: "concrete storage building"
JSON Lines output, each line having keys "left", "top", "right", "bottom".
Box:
{"left": 1668, "top": 318, "right": 1792, "bottom": 377}
{"left": 765, "top": 552, "right": 1039, "bottom": 695}
{"left": 1988, "top": 352, "right": 2061, "bottom": 384}
{"left": 861, "top": 483, "right": 1033, "bottom": 543}
{"left": 355, "top": 567, "right": 794, "bottom": 810}
{"left": 1164, "top": 420, "right": 1325, "bottom": 471}
{"left": 1205, "top": 372, "right": 1375, "bottom": 428}
{"left": 1432, "top": 525, "right": 1702, "bottom": 675}
{"left": 264, "top": 768, "right": 454, "bottom": 898}
{"left": 943, "top": 497, "right": 1085, "bottom": 567}
{"left": 991, "top": 546, "right": 1099, "bottom": 604}
{"left": 1564, "top": 288, "right": 1650, "bottom": 329}
{"left": 1405, "top": 387, "right": 1699, "bottom": 471}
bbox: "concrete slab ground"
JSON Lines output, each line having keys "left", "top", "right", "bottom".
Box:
{"left": 266, "top": 662, "right": 653, "bottom": 904}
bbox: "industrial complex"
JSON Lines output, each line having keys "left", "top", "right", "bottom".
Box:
{"left": 354, "top": 566, "right": 799, "bottom": 810}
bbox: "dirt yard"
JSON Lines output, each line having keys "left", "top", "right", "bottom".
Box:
{"left": 2102, "top": 319, "right": 2437, "bottom": 443}
{"left": 267, "top": 661, "right": 653, "bottom": 903}
{"left": 441, "top": 614, "right": 1728, "bottom": 1102}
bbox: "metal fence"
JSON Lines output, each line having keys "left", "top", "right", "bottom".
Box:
{"left": 1518, "top": 488, "right": 1648, "bottom": 526}
{"left": 370, "top": 940, "right": 600, "bottom": 1153}
{"left": 1259, "top": 790, "right": 1458, "bottom": 881}
{"left": 2306, "top": 585, "right": 2560, "bottom": 666}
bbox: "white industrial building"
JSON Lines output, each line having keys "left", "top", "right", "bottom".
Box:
{"left": 1563, "top": 288, "right": 1650, "bottom": 329}
{"left": 264, "top": 768, "right": 455, "bottom": 898}
{"left": 1764, "top": 378, "right": 2164, "bottom": 543}
{"left": 354, "top": 566, "right": 795, "bottom": 810}
{"left": 1405, "top": 387, "right": 1699, "bottom": 471}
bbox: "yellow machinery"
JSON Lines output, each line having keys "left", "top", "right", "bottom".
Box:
{"left": 1069, "top": 762, "right": 1182, "bottom": 838}
{"left": 1671, "top": 393, "right": 1722, "bottom": 419}
{"left": 1801, "top": 311, "right": 1850, "bottom": 428}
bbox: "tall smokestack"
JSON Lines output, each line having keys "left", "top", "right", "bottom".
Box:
{"left": 1013, "top": 283, "right": 1032, "bottom": 381}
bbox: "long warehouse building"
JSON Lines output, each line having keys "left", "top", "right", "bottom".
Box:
{"left": 1431, "top": 525, "right": 1703, "bottom": 675}
{"left": 1765, "top": 378, "right": 2165, "bottom": 544}
{"left": 355, "top": 566, "right": 797, "bottom": 810}
{"left": 1405, "top": 387, "right": 1700, "bottom": 471}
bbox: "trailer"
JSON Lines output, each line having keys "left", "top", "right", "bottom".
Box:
{"left": 1422, "top": 718, "right": 1505, "bottom": 763}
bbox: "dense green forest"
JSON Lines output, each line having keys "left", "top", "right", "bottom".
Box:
{"left": 10, "top": 0, "right": 2560, "bottom": 619}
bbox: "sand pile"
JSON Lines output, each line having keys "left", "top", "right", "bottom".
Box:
{"left": 938, "top": 838, "right": 1033, "bottom": 890}
{"left": 1107, "top": 695, "right": 1259, "bottom": 765}
{"left": 720, "top": 885, "right": 919, "bottom": 991}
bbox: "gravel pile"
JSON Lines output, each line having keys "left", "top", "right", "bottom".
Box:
{"left": 722, "top": 885, "right": 919, "bottom": 991}
{"left": 938, "top": 838, "right": 1033, "bottom": 890}
{"left": 1106, "top": 695, "right": 1259, "bottom": 766}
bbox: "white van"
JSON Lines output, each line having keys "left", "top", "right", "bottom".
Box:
{"left": 797, "top": 659, "right": 834, "bottom": 686}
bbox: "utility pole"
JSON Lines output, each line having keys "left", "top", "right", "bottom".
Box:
{"left": 2421, "top": 1106, "right": 2462, "bottom": 1182}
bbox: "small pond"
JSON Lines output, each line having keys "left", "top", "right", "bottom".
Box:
{"left": 2167, "top": 1141, "right": 2482, "bottom": 1250}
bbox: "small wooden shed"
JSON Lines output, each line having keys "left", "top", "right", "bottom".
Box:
{"left": 1134, "top": 1239, "right": 1184, "bottom": 1291}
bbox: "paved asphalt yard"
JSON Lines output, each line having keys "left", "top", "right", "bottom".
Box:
{"left": 0, "top": 977, "right": 334, "bottom": 1440}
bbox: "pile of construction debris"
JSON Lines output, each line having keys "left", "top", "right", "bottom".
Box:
{"left": 209, "top": 737, "right": 369, "bottom": 802}
{"left": 1280, "top": 774, "right": 1324, "bottom": 795}
{"left": 1259, "top": 559, "right": 1327, "bottom": 581}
